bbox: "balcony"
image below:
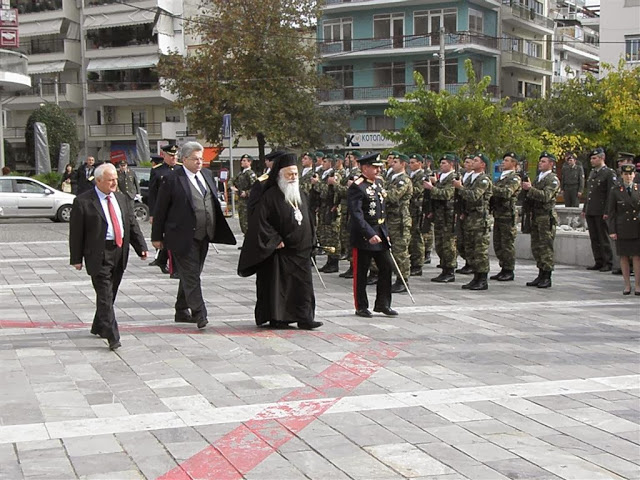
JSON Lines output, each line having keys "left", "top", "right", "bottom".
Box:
{"left": 502, "top": 50, "right": 552, "bottom": 75}
{"left": 323, "top": 0, "right": 500, "bottom": 10}
{"left": 501, "top": 2, "right": 554, "bottom": 35}
{"left": 14, "top": 0, "right": 62, "bottom": 14}
{"left": 3, "top": 127, "right": 26, "bottom": 140}
{"left": 89, "top": 122, "right": 162, "bottom": 137}
{"left": 11, "top": 79, "right": 82, "bottom": 108}
{"left": 19, "top": 37, "right": 64, "bottom": 56}
{"left": 320, "top": 32, "right": 499, "bottom": 59}
{"left": 0, "top": 49, "right": 31, "bottom": 92}
{"left": 554, "top": 33, "right": 599, "bottom": 61}
{"left": 318, "top": 83, "right": 499, "bottom": 104}
{"left": 88, "top": 80, "right": 159, "bottom": 93}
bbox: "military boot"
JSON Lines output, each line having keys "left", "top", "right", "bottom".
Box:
{"left": 469, "top": 272, "right": 488, "bottom": 290}
{"left": 431, "top": 268, "right": 455, "bottom": 283}
{"left": 461, "top": 273, "right": 479, "bottom": 289}
{"left": 366, "top": 274, "right": 378, "bottom": 285}
{"left": 391, "top": 277, "right": 407, "bottom": 293}
{"left": 537, "top": 270, "right": 552, "bottom": 288}
{"left": 490, "top": 269, "right": 506, "bottom": 280}
{"left": 323, "top": 256, "right": 339, "bottom": 274}
{"left": 456, "top": 264, "right": 473, "bottom": 275}
{"left": 526, "top": 269, "right": 542, "bottom": 287}
{"left": 424, "top": 252, "right": 431, "bottom": 264}
{"left": 319, "top": 258, "right": 332, "bottom": 272}
{"left": 497, "top": 269, "right": 515, "bottom": 281}
{"left": 410, "top": 266, "right": 423, "bottom": 276}
{"left": 339, "top": 265, "right": 353, "bottom": 278}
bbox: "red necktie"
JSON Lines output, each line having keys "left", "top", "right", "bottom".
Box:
{"left": 106, "top": 195, "right": 123, "bottom": 247}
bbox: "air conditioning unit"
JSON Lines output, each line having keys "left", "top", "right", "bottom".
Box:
{"left": 103, "top": 106, "right": 115, "bottom": 124}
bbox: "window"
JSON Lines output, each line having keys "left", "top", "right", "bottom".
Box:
{"left": 414, "top": 8, "right": 457, "bottom": 35}
{"left": 16, "top": 179, "right": 47, "bottom": 194}
{"left": 469, "top": 8, "right": 483, "bottom": 34}
{"left": 626, "top": 35, "right": 640, "bottom": 62}
{"left": 414, "top": 59, "right": 457, "bottom": 89}
{"left": 366, "top": 116, "right": 395, "bottom": 131}
{"left": 0, "top": 179, "right": 12, "bottom": 193}
{"left": 132, "top": 110, "right": 146, "bottom": 129}
{"left": 165, "top": 109, "right": 182, "bottom": 122}
{"left": 323, "top": 65, "right": 354, "bottom": 88}
{"left": 323, "top": 18, "right": 352, "bottom": 51}
{"left": 518, "top": 81, "right": 541, "bottom": 98}
{"left": 373, "top": 13, "right": 404, "bottom": 40}
{"left": 373, "top": 62, "right": 405, "bottom": 87}
{"left": 524, "top": 40, "right": 541, "bottom": 57}
{"left": 471, "top": 59, "right": 483, "bottom": 81}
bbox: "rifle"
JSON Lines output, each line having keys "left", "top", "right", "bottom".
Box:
{"left": 520, "top": 159, "right": 532, "bottom": 234}
{"left": 420, "top": 171, "right": 433, "bottom": 233}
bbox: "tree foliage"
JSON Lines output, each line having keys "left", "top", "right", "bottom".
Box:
{"left": 384, "top": 60, "right": 542, "bottom": 162}
{"left": 158, "top": 0, "right": 349, "bottom": 160}
{"left": 25, "top": 104, "right": 79, "bottom": 171}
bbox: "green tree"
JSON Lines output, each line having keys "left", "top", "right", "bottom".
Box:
{"left": 25, "top": 104, "right": 79, "bottom": 171}
{"left": 384, "top": 60, "right": 541, "bottom": 162}
{"left": 158, "top": 0, "right": 348, "bottom": 165}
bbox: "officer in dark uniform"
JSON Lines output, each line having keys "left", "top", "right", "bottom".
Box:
{"left": 582, "top": 147, "right": 617, "bottom": 272}
{"left": 347, "top": 153, "right": 398, "bottom": 318}
{"left": 148, "top": 144, "right": 181, "bottom": 275}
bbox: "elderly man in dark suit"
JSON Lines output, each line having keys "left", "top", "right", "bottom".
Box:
{"left": 151, "top": 142, "right": 236, "bottom": 328}
{"left": 69, "top": 163, "right": 148, "bottom": 350}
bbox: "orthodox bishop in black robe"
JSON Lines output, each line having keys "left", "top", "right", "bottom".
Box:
{"left": 238, "top": 155, "right": 322, "bottom": 330}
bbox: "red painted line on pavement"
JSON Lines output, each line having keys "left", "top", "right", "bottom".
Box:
{"left": 157, "top": 343, "right": 400, "bottom": 480}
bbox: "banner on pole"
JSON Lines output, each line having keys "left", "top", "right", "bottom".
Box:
{"left": 222, "top": 114, "right": 231, "bottom": 140}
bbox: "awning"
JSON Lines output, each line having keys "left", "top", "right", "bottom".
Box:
{"left": 86, "top": 54, "right": 158, "bottom": 71}
{"left": 28, "top": 60, "right": 66, "bottom": 75}
{"left": 84, "top": 10, "right": 155, "bottom": 30}
{"left": 20, "top": 19, "right": 63, "bottom": 38}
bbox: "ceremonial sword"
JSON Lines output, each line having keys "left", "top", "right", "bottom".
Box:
{"left": 310, "top": 257, "right": 327, "bottom": 289}
{"left": 388, "top": 249, "right": 416, "bottom": 304}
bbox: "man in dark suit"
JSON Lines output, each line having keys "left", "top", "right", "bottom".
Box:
{"left": 69, "top": 163, "right": 148, "bottom": 350}
{"left": 347, "top": 153, "right": 397, "bottom": 318}
{"left": 151, "top": 142, "right": 236, "bottom": 328}
{"left": 75, "top": 156, "right": 96, "bottom": 195}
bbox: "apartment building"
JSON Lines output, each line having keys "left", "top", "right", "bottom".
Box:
{"left": 599, "top": 0, "right": 639, "bottom": 71}
{"left": 4, "top": 0, "right": 187, "bottom": 163}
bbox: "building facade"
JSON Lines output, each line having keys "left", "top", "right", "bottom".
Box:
{"left": 599, "top": 0, "right": 639, "bottom": 71}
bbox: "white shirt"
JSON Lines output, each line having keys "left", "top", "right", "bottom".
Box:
{"left": 391, "top": 172, "right": 404, "bottom": 181}
{"left": 95, "top": 187, "right": 123, "bottom": 241}
{"left": 410, "top": 168, "right": 423, "bottom": 178}
{"left": 184, "top": 168, "right": 208, "bottom": 196}
{"left": 321, "top": 168, "right": 334, "bottom": 180}
{"left": 241, "top": 167, "right": 251, "bottom": 174}
{"left": 500, "top": 169, "right": 514, "bottom": 180}
{"left": 537, "top": 170, "right": 552, "bottom": 182}
{"left": 471, "top": 172, "right": 482, "bottom": 182}
{"left": 302, "top": 167, "right": 312, "bottom": 177}
{"left": 463, "top": 171, "right": 473, "bottom": 183}
{"left": 439, "top": 171, "right": 454, "bottom": 182}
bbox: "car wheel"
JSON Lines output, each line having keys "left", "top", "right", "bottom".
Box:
{"left": 133, "top": 203, "right": 149, "bottom": 222}
{"left": 57, "top": 205, "right": 73, "bottom": 223}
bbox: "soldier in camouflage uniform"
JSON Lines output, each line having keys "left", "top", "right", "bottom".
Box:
{"left": 230, "top": 154, "right": 257, "bottom": 235}
{"left": 299, "top": 152, "right": 315, "bottom": 196}
{"left": 339, "top": 150, "right": 361, "bottom": 278}
{"left": 453, "top": 153, "right": 493, "bottom": 290}
{"left": 522, "top": 152, "right": 561, "bottom": 288}
{"left": 386, "top": 154, "right": 413, "bottom": 293}
{"left": 489, "top": 152, "right": 522, "bottom": 281}
{"left": 421, "top": 155, "right": 435, "bottom": 264}
{"left": 312, "top": 154, "right": 341, "bottom": 273}
{"left": 456, "top": 155, "right": 475, "bottom": 274}
{"left": 424, "top": 154, "right": 458, "bottom": 283}
{"left": 408, "top": 154, "right": 426, "bottom": 275}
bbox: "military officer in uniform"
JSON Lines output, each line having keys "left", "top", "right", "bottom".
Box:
{"left": 453, "top": 153, "right": 493, "bottom": 290}
{"left": 421, "top": 154, "right": 435, "bottom": 264}
{"left": 424, "top": 154, "right": 458, "bottom": 283}
{"left": 339, "top": 150, "right": 361, "bottom": 278}
{"left": 456, "top": 155, "right": 475, "bottom": 274}
{"left": 582, "top": 147, "right": 617, "bottom": 272}
{"left": 490, "top": 152, "right": 522, "bottom": 281}
{"left": 311, "top": 154, "right": 341, "bottom": 273}
{"left": 347, "top": 153, "right": 397, "bottom": 318}
{"left": 385, "top": 153, "right": 413, "bottom": 293}
{"left": 522, "top": 152, "right": 561, "bottom": 288}
{"left": 117, "top": 160, "right": 140, "bottom": 202}
{"left": 230, "top": 154, "right": 257, "bottom": 235}
{"left": 561, "top": 152, "right": 584, "bottom": 207}
{"left": 408, "top": 154, "right": 426, "bottom": 276}
{"left": 148, "top": 144, "right": 181, "bottom": 276}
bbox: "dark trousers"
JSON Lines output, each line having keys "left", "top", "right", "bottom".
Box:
{"left": 586, "top": 214, "right": 612, "bottom": 267}
{"left": 352, "top": 247, "right": 392, "bottom": 311}
{"left": 157, "top": 247, "right": 169, "bottom": 266}
{"left": 172, "top": 238, "right": 209, "bottom": 318}
{"left": 90, "top": 242, "right": 124, "bottom": 343}
{"left": 563, "top": 186, "right": 580, "bottom": 207}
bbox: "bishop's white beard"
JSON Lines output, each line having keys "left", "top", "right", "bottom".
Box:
{"left": 278, "top": 176, "right": 302, "bottom": 206}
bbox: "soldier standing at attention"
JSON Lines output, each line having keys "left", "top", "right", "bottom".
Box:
{"left": 230, "top": 154, "right": 257, "bottom": 235}
{"left": 456, "top": 155, "right": 475, "bottom": 275}
{"left": 311, "top": 154, "right": 341, "bottom": 273}
{"left": 347, "top": 153, "right": 397, "bottom": 318}
{"left": 386, "top": 154, "right": 413, "bottom": 293}
{"left": 490, "top": 152, "right": 522, "bottom": 282}
{"left": 339, "top": 151, "right": 362, "bottom": 279}
{"left": 408, "top": 154, "right": 426, "bottom": 276}
{"left": 582, "top": 147, "right": 617, "bottom": 272}
{"left": 522, "top": 152, "right": 561, "bottom": 288}
{"left": 424, "top": 154, "right": 458, "bottom": 283}
{"left": 299, "top": 151, "right": 315, "bottom": 196}
{"left": 560, "top": 152, "right": 584, "bottom": 207}
{"left": 421, "top": 154, "right": 435, "bottom": 265}
{"left": 116, "top": 160, "right": 140, "bottom": 202}
{"left": 453, "top": 153, "right": 493, "bottom": 291}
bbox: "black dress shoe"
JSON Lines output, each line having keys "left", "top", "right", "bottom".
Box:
{"left": 268, "top": 321, "right": 293, "bottom": 329}
{"left": 149, "top": 259, "right": 160, "bottom": 266}
{"left": 599, "top": 265, "right": 612, "bottom": 272}
{"left": 108, "top": 340, "right": 121, "bottom": 350}
{"left": 355, "top": 308, "right": 372, "bottom": 318}
{"left": 339, "top": 267, "right": 353, "bottom": 278}
{"left": 196, "top": 317, "right": 208, "bottom": 329}
{"left": 635, "top": 291, "right": 640, "bottom": 296}
{"left": 160, "top": 265, "right": 170, "bottom": 274}
{"left": 175, "top": 309, "right": 196, "bottom": 323}
{"left": 366, "top": 275, "right": 378, "bottom": 285}
{"left": 586, "top": 264, "right": 602, "bottom": 271}
{"left": 373, "top": 306, "right": 399, "bottom": 316}
{"left": 170, "top": 272, "right": 180, "bottom": 279}
{"left": 298, "top": 321, "right": 323, "bottom": 330}
{"left": 623, "top": 289, "right": 631, "bottom": 296}
{"left": 612, "top": 269, "right": 623, "bottom": 275}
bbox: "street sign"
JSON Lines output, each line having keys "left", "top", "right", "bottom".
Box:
{"left": 222, "top": 114, "right": 231, "bottom": 140}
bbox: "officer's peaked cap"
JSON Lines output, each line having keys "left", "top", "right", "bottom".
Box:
{"left": 359, "top": 153, "right": 384, "bottom": 166}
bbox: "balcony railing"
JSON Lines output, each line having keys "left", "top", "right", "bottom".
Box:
{"left": 319, "top": 31, "right": 498, "bottom": 55}
{"left": 3, "top": 127, "right": 26, "bottom": 139}
{"left": 501, "top": 2, "right": 555, "bottom": 30}
{"left": 14, "top": 0, "right": 62, "bottom": 14}
{"left": 0, "top": 49, "right": 28, "bottom": 76}
{"left": 19, "top": 38, "right": 65, "bottom": 55}
{"left": 88, "top": 81, "right": 159, "bottom": 93}
{"left": 86, "top": 0, "right": 148, "bottom": 5}
{"left": 15, "top": 82, "right": 67, "bottom": 96}
{"left": 555, "top": 33, "right": 599, "bottom": 54}
{"left": 319, "top": 83, "right": 499, "bottom": 102}
{"left": 89, "top": 123, "right": 162, "bottom": 136}
{"left": 502, "top": 50, "right": 552, "bottom": 71}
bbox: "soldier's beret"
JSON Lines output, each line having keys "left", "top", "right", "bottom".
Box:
{"left": 314, "top": 151, "right": 325, "bottom": 158}
{"left": 334, "top": 153, "right": 344, "bottom": 160}
{"left": 424, "top": 154, "right": 434, "bottom": 161}
{"left": 590, "top": 147, "right": 605, "bottom": 156}
{"left": 359, "top": 153, "right": 384, "bottom": 166}
{"left": 409, "top": 154, "right": 424, "bottom": 162}
{"left": 620, "top": 164, "right": 636, "bottom": 173}
{"left": 345, "top": 150, "right": 362, "bottom": 158}
{"left": 162, "top": 144, "right": 178, "bottom": 155}
{"left": 440, "top": 153, "right": 458, "bottom": 164}
{"left": 240, "top": 154, "right": 253, "bottom": 161}
{"left": 539, "top": 151, "right": 557, "bottom": 161}
{"left": 463, "top": 154, "right": 475, "bottom": 161}
{"left": 475, "top": 153, "right": 490, "bottom": 164}
{"left": 394, "top": 153, "right": 410, "bottom": 162}
{"left": 301, "top": 151, "right": 313, "bottom": 158}
{"left": 503, "top": 152, "right": 519, "bottom": 161}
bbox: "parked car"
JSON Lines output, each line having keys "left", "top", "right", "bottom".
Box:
{"left": 0, "top": 176, "right": 75, "bottom": 222}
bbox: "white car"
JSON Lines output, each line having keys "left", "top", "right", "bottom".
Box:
{"left": 0, "top": 176, "right": 75, "bottom": 222}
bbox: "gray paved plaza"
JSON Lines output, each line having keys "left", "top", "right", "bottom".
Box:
{"left": 0, "top": 219, "right": 638, "bottom": 480}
